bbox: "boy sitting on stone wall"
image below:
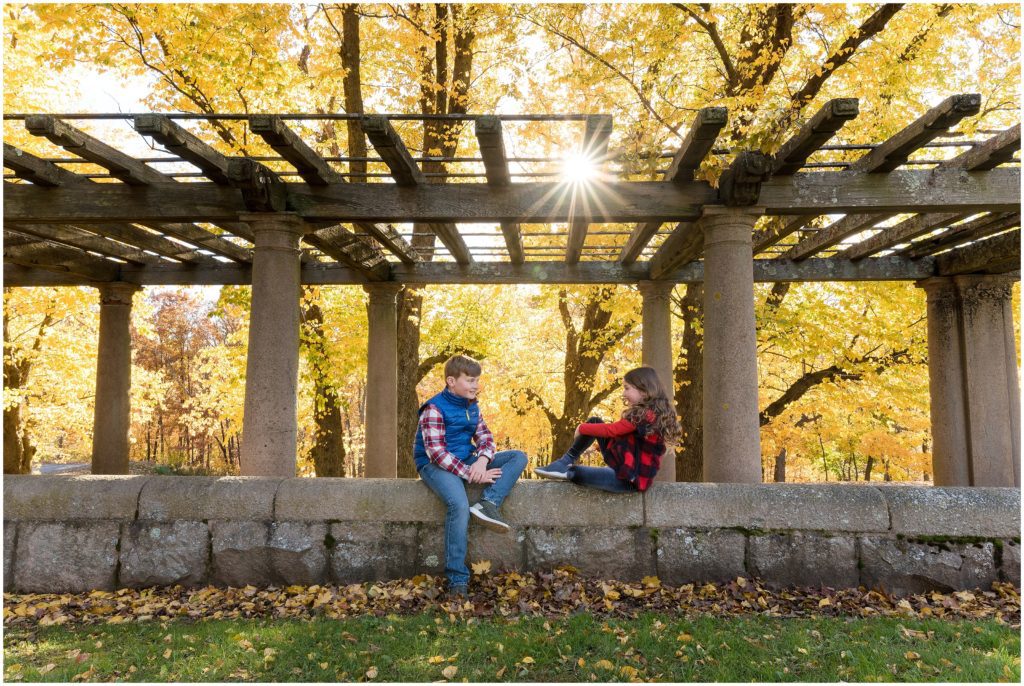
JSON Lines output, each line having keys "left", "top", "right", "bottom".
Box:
{"left": 413, "top": 354, "right": 528, "bottom": 599}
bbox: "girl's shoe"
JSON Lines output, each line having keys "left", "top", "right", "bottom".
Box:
{"left": 535, "top": 455, "right": 574, "bottom": 480}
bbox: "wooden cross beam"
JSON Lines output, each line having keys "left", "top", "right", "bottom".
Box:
{"left": 839, "top": 124, "right": 1021, "bottom": 260}
{"left": 936, "top": 229, "right": 1021, "bottom": 275}
{"left": 782, "top": 212, "right": 890, "bottom": 260}
{"left": 302, "top": 226, "right": 391, "bottom": 281}
{"left": 4, "top": 143, "right": 89, "bottom": 186}
{"left": 134, "top": 114, "right": 232, "bottom": 184}
{"left": 781, "top": 94, "right": 982, "bottom": 260}
{"left": 772, "top": 98, "right": 860, "bottom": 175}
{"left": 647, "top": 220, "right": 702, "bottom": 280}
{"left": 566, "top": 115, "right": 613, "bottom": 263}
{"left": 619, "top": 107, "right": 726, "bottom": 264}
{"left": 361, "top": 115, "right": 471, "bottom": 264}
{"left": 249, "top": 115, "right": 418, "bottom": 264}
{"left": 751, "top": 216, "right": 812, "bottom": 254}
{"left": 901, "top": 212, "right": 1021, "bottom": 259}
{"left": 7, "top": 223, "right": 159, "bottom": 265}
{"left": 3, "top": 238, "right": 122, "bottom": 281}
{"left": 475, "top": 116, "right": 523, "bottom": 263}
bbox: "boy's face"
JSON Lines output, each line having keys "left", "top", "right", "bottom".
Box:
{"left": 446, "top": 373, "right": 479, "bottom": 400}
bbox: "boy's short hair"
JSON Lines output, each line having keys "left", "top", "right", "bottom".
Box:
{"left": 445, "top": 354, "right": 482, "bottom": 379}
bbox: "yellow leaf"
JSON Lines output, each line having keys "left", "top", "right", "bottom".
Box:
{"left": 620, "top": 665, "right": 639, "bottom": 678}
{"left": 522, "top": 656, "right": 535, "bottom": 664}
{"left": 677, "top": 633, "right": 693, "bottom": 643}
{"left": 818, "top": 597, "right": 831, "bottom": 607}
{"left": 428, "top": 655, "right": 445, "bottom": 664}
{"left": 904, "top": 651, "right": 921, "bottom": 660}
{"left": 319, "top": 662, "right": 329, "bottom": 670}
{"left": 642, "top": 575, "right": 661, "bottom": 588}
{"left": 577, "top": 658, "right": 586, "bottom": 667}
{"left": 163, "top": 648, "right": 172, "bottom": 659}
{"left": 365, "top": 666, "right": 378, "bottom": 679}
{"left": 594, "top": 659, "right": 614, "bottom": 670}
{"left": 496, "top": 666, "right": 506, "bottom": 678}
{"left": 39, "top": 663, "right": 56, "bottom": 674}
{"left": 796, "top": 647, "right": 807, "bottom": 654}
{"left": 471, "top": 560, "right": 492, "bottom": 575}
{"left": 442, "top": 665, "right": 458, "bottom": 679}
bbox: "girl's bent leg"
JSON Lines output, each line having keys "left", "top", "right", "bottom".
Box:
{"left": 418, "top": 464, "right": 471, "bottom": 587}
{"left": 567, "top": 465, "right": 638, "bottom": 493}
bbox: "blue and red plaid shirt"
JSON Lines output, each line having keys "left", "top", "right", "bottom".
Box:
{"left": 417, "top": 404, "right": 496, "bottom": 480}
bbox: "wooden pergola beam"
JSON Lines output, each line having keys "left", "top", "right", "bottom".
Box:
{"left": 619, "top": 107, "right": 726, "bottom": 264}
{"left": 302, "top": 226, "right": 391, "bottom": 281}
{"left": 361, "top": 115, "right": 471, "bottom": 263}
{"left": 3, "top": 144, "right": 90, "bottom": 186}
{"left": 7, "top": 223, "right": 159, "bottom": 265}
{"left": 3, "top": 239, "right": 121, "bottom": 281}
{"left": 5, "top": 168, "right": 1018, "bottom": 224}
{"left": 134, "top": 114, "right": 232, "bottom": 184}
{"left": 249, "top": 115, "right": 342, "bottom": 185}
{"left": 936, "top": 229, "right": 1021, "bottom": 275}
{"left": 782, "top": 212, "right": 892, "bottom": 260}
{"left": 751, "top": 215, "right": 812, "bottom": 254}
{"left": 475, "top": 116, "right": 523, "bottom": 263}
{"left": 839, "top": 124, "right": 1021, "bottom": 260}
{"left": 847, "top": 93, "right": 981, "bottom": 173}
{"left": 25, "top": 114, "right": 170, "bottom": 185}
{"left": 648, "top": 220, "right": 702, "bottom": 279}
{"left": 773, "top": 98, "right": 859, "bottom": 175}
{"left": 4, "top": 254, "right": 950, "bottom": 288}
{"left": 902, "top": 213, "right": 1021, "bottom": 259}
{"left": 566, "top": 115, "right": 613, "bottom": 263}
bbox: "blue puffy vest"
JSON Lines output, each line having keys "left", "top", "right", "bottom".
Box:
{"left": 412, "top": 388, "right": 481, "bottom": 472}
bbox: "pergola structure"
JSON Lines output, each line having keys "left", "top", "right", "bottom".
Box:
{"left": 4, "top": 94, "right": 1021, "bottom": 486}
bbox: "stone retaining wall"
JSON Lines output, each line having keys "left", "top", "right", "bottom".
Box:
{"left": 3, "top": 476, "right": 1020, "bottom": 595}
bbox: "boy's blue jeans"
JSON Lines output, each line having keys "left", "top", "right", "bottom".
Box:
{"left": 418, "top": 450, "right": 528, "bottom": 587}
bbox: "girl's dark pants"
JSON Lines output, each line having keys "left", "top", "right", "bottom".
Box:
{"left": 563, "top": 417, "right": 638, "bottom": 493}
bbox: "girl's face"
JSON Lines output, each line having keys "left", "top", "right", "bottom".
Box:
{"left": 622, "top": 380, "right": 646, "bottom": 407}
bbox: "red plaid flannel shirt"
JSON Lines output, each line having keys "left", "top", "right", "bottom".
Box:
{"left": 418, "top": 404, "right": 496, "bottom": 480}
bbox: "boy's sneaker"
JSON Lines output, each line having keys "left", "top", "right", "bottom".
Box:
{"left": 535, "top": 455, "right": 574, "bottom": 480}
{"left": 470, "top": 499, "right": 511, "bottom": 533}
{"left": 447, "top": 584, "right": 468, "bottom": 600}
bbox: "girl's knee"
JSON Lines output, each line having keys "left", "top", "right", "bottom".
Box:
{"left": 586, "top": 416, "right": 603, "bottom": 424}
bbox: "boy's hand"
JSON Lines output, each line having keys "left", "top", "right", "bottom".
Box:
{"left": 467, "top": 459, "right": 501, "bottom": 484}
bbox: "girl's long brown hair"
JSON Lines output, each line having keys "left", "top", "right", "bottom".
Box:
{"left": 621, "top": 366, "right": 682, "bottom": 446}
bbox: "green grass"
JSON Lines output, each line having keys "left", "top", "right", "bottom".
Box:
{"left": 4, "top": 613, "right": 1019, "bottom": 682}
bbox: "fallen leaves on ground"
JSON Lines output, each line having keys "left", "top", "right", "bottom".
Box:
{"left": 2, "top": 572, "right": 1018, "bottom": 628}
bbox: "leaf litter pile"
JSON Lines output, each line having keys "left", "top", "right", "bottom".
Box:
{"left": 4, "top": 567, "right": 1019, "bottom": 629}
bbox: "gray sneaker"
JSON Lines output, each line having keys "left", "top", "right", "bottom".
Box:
{"left": 470, "top": 499, "right": 510, "bottom": 533}
{"left": 535, "top": 455, "right": 574, "bottom": 480}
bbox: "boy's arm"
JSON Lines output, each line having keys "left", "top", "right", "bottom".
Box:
{"left": 419, "top": 405, "right": 471, "bottom": 480}
{"left": 578, "top": 418, "right": 637, "bottom": 438}
{"left": 473, "top": 413, "right": 496, "bottom": 462}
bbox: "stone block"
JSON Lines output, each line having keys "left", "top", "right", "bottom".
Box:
{"left": 4, "top": 523, "right": 16, "bottom": 592}
{"left": 645, "top": 483, "right": 889, "bottom": 532}
{"left": 656, "top": 529, "right": 746, "bottom": 585}
{"left": 502, "top": 482, "right": 643, "bottom": 527}
{"left": 467, "top": 526, "right": 526, "bottom": 572}
{"left": 999, "top": 540, "right": 1020, "bottom": 585}
{"left": 4, "top": 475, "right": 149, "bottom": 521}
{"left": 120, "top": 521, "right": 209, "bottom": 588}
{"left": 329, "top": 522, "right": 420, "bottom": 583}
{"left": 525, "top": 527, "right": 655, "bottom": 580}
{"left": 14, "top": 522, "right": 119, "bottom": 593}
{"left": 270, "top": 522, "right": 328, "bottom": 586}
{"left": 138, "top": 476, "right": 282, "bottom": 521}
{"left": 276, "top": 478, "right": 443, "bottom": 522}
{"left": 880, "top": 487, "right": 1020, "bottom": 538}
{"left": 211, "top": 521, "right": 275, "bottom": 587}
{"left": 859, "top": 537, "right": 997, "bottom": 595}
{"left": 748, "top": 532, "right": 858, "bottom": 588}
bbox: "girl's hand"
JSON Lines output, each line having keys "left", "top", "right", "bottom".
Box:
{"left": 479, "top": 467, "right": 503, "bottom": 484}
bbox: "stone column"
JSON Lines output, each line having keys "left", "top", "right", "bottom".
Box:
{"left": 239, "top": 213, "right": 304, "bottom": 477}
{"left": 363, "top": 283, "right": 402, "bottom": 478}
{"left": 919, "top": 277, "right": 970, "bottom": 486}
{"left": 638, "top": 280, "right": 677, "bottom": 482}
{"left": 954, "top": 275, "right": 1019, "bottom": 487}
{"left": 91, "top": 282, "right": 141, "bottom": 474}
{"left": 917, "top": 275, "right": 1019, "bottom": 487}
{"left": 700, "top": 210, "right": 762, "bottom": 483}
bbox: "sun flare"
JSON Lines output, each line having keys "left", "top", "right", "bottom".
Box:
{"left": 561, "top": 152, "right": 598, "bottom": 185}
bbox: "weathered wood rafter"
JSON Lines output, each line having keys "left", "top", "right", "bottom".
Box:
{"left": 566, "top": 114, "right": 613, "bottom": 263}
{"left": 936, "top": 229, "right": 1021, "bottom": 275}
{"left": 782, "top": 94, "right": 982, "bottom": 260}
{"left": 361, "top": 115, "right": 471, "bottom": 264}
{"left": 619, "top": 107, "right": 726, "bottom": 264}
{"left": 474, "top": 116, "right": 523, "bottom": 263}
{"left": 6, "top": 224, "right": 159, "bottom": 265}
{"left": 3, "top": 238, "right": 121, "bottom": 282}
{"left": 900, "top": 212, "right": 1021, "bottom": 259}
{"left": 772, "top": 98, "right": 860, "bottom": 175}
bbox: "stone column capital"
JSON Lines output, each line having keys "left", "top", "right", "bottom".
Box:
{"left": 96, "top": 282, "right": 141, "bottom": 306}
{"left": 240, "top": 213, "right": 306, "bottom": 250}
{"left": 362, "top": 282, "right": 404, "bottom": 300}
{"left": 700, "top": 207, "right": 760, "bottom": 224}
{"left": 953, "top": 274, "right": 1017, "bottom": 304}
{"left": 637, "top": 280, "right": 675, "bottom": 301}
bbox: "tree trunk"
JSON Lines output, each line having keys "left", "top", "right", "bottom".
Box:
{"left": 3, "top": 303, "right": 51, "bottom": 474}
{"left": 773, "top": 447, "right": 786, "bottom": 482}
{"left": 674, "top": 284, "right": 703, "bottom": 481}
{"left": 302, "top": 297, "right": 346, "bottom": 477}
{"left": 864, "top": 455, "right": 874, "bottom": 481}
